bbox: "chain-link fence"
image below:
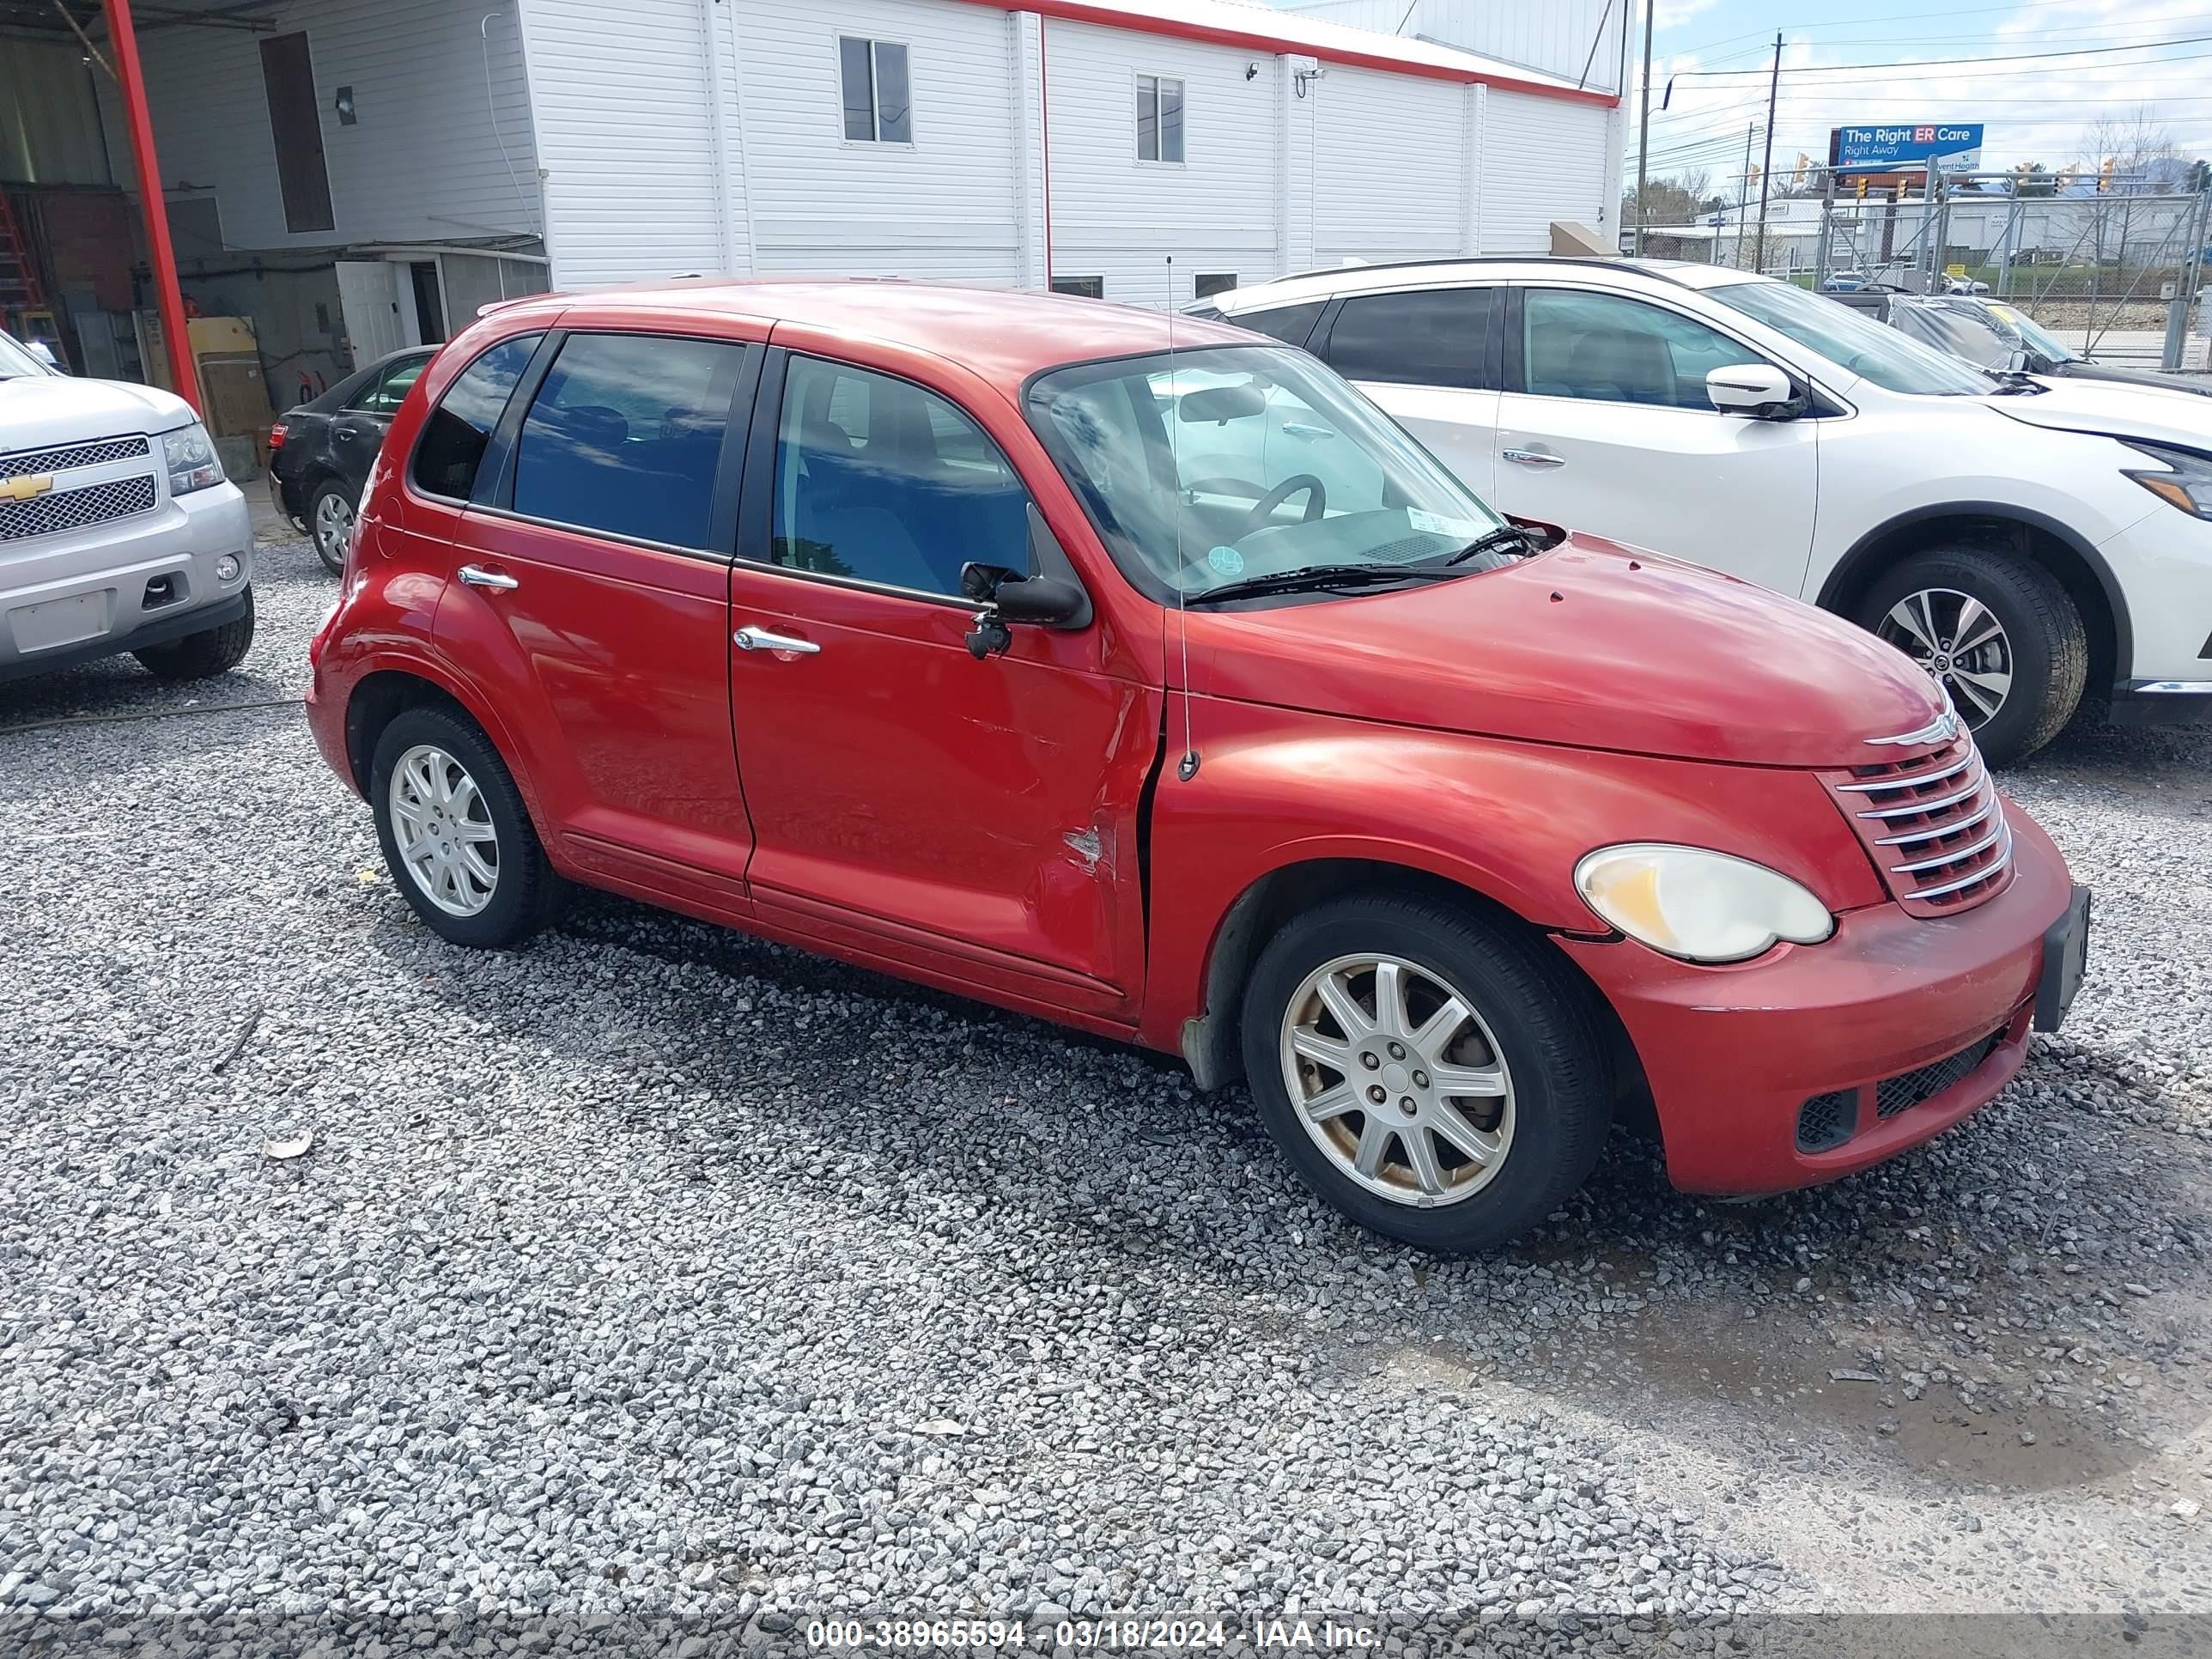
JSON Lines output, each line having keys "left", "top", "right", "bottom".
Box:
{"left": 1807, "top": 171, "right": 2212, "bottom": 369}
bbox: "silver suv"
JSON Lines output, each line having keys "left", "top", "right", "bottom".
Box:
{"left": 1, "top": 330, "right": 254, "bottom": 685}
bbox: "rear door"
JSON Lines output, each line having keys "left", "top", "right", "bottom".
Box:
{"left": 431, "top": 325, "right": 762, "bottom": 915}
{"left": 1313, "top": 285, "right": 1503, "bottom": 502}
{"left": 1491, "top": 284, "right": 1819, "bottom": 595}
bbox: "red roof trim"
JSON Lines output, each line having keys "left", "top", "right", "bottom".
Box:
{"left": 957, "top": 0, "right": 1619, "bottom": 106}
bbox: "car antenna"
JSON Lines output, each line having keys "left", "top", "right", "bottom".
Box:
{"left": 1170, "top": 255, "right": 1200, "bottom": 782}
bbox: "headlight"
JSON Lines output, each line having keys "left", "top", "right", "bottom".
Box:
{"left": 2123, "top": 441, "right": 2212, "bottom": 518}
{"left": 1574, "top": 843, "right": 1834, "bottom": 964}
{"left": 161, "top": 422, "right": 225, "bottom": 495}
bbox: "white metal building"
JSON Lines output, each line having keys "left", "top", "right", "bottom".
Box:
{"left": 3, "top": 0, "right": 1623, "bottom": 387}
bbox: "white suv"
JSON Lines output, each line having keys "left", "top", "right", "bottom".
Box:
{"left": 1, "top": 330, "right": 254, "bottom": 686}
{"left": 1196, "top": 259, "right": 2212, "bottom": 764}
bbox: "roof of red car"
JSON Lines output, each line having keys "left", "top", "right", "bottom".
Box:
{"left": 495, "top": 278, "right": 1260, "bottom": 383}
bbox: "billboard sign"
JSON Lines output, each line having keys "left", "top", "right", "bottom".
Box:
{"left": 1830, "top": 123, "right": 1984, "bottom": 174}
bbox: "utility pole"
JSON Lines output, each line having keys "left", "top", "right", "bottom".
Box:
{"left": 1753, "top": 31, "right": 1780, "bottom": 276}
{"left": 1735, "top": 122, "right": 1755, "bottom": 269}
{"left": 1633, "top": 0, "right": 1655, "bottom": 254}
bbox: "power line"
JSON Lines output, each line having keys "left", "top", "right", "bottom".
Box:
{"left": 1676, "top": 32, "right": 2212, "bottom": 81}
{"left": 1666, "top": 0, "right": 2179, "bottom": 59}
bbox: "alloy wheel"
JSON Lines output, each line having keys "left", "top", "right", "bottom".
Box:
{"left": 313, "top": 492, "right": 355, "bottom": 563}
{"left": 388, "top": 743, "right": 500, "bottom": 916}
{"left": 1877, "top": 586, "right": 2012, "bottom": 727}
{"left": 1277, "top": 952, "right": 1516, "bottom": 1208}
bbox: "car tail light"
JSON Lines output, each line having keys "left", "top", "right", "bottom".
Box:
{"left": 269, "top": 420, "right": 287, "bottom": 449}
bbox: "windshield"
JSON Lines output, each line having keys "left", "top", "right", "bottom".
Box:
{"left": 1987, "top": 302, "right": 2079, "bottom": 363}
{"left": 0, "top": 331, "right": 54, "bottom": 379}
{"left": 1025, "top": 344, "right": 1510, "bottom": 602}
{"left": 1707, "top": 278, "right": 1996, "bottom": 396}
{"left": 1890, "top": 302, "right": 2015, "bottom": 371}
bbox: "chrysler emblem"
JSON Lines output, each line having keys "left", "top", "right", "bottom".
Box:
{"left": 0, "top": 473, "right": 55, "bottom": 503}
{"left": 1866, "top": 691, "right": 1960, "bottom": 747}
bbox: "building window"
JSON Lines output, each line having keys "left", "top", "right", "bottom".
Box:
{"left": 1051, "top": 276, "right": 1105, "bottom": 299}
{"left": 840, "top": 37, "right": 912, "bottom": 143}
{"left": 260, "top": 31, "right": 334, "bottom": 233}
{"left": 1136, "top": 74, "right": 1184, "bottom": 163}
{"left": 1194, "top": 273, "right": 1237, "bottom": 299}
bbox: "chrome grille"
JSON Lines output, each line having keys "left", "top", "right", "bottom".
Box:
{"left": 0, "top": 476, "right": 160, "bottom": 543}
{"left": 1822, "top": 734, "right": 2014, "bottom": 916}
{"left": 0, "top": 434, "right": 151, "bottom": 480}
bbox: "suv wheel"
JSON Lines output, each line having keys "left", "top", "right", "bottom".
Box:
{"left": 1240, "top": 891, "right": 1612, "bottom": 1252}
{"left": 309, "top": 480, "right": 356, "bottom": 574}
{"left": 370, "top": 707, "right": 564, "bottom": 948}
{"left": 134, "top": 587, "right": 255, "bottom": 680}
{"left": 1856, "top": 547, "right": 2086, "bottom": 766}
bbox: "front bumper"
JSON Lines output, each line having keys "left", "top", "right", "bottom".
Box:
{"left": 1558, "top": 807, "right": 2078, "bottom": 1195}
{"left": 0, "top": 482, "right": 252, "bottom": 680}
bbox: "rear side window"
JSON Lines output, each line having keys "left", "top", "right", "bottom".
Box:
{"left": 411, "top": 333, "right": 541, "bottom": 500}
{"left": 510, "top": 332, "right": 748, "bottom": 550}
{"left": 1229, "top": 301, "right": 1327, "bottom": 349}
{"left": 349, "top": 355, "right": 427, "bottom": 415}
{"left": 770, "top": 356, "right": 1032, "bottom": 598}
{"left": 1325, "top": 289, "right": 1497, "bottom": 390}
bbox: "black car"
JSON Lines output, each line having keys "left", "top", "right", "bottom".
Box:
{"left": 1832, "top": 290, "right": 2212, "bottom": 398}
{"left": 270, "top": 346, "right": 435, "bottom": 572}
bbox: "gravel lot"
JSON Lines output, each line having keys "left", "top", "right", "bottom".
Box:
{"left": 3, "top": 529, "right": 2209, "bottom": 1655}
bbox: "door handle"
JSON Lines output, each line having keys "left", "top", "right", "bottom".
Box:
{"left": 734, "top": 624, "right": 821, "bottom": 655}
{"left": 458, "top": 564, "right": 519, "bottom": 591}
{"left": 1282, "top": 422, "right": 1334, "bottom": 440}
{"left": 1502, "top": 449, "right": 1565, "bottom": 468}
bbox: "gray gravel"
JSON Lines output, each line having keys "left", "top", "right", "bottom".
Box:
{"left": 2, "top": 532, "right": 2209, "bottom": 1654}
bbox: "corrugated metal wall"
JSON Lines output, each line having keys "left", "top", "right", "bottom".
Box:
{"left": 95, "top": 0, "right": 540, "bottom": 251}
{"left": 519, "top": 0, "right": 1618, "bottom": 291}
{"left": 1279, "top": 0, "right": 1626, "bottom": 93}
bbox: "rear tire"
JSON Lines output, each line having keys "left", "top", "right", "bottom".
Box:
{"left": 370, "top": 706, "right": 565, "bottom": 949}
{"left": 308, "top": 479, "right": 356, "bottom": 574}
{"left": 1240, "top": 890, "right": 1613, "bottom": 1253}
{"left": 134, "top": 587, "right": 255, "bottom": 680}
{"left": 1855, "top": 546, "right": 2086, "bottom": 766}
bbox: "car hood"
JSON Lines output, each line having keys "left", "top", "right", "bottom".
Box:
{"left": 1190, "top": 536, "right": 1948, "bottom": 768}
{"left": 1986, "top": 377, "right": 2212, "bottom": 446}
{"left": 0, "top": 373, "right": 195, "bottom": 450}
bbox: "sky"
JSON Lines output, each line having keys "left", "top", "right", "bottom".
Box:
{"left": 1628, "top": 0, "right": 2212, "bottom": 194}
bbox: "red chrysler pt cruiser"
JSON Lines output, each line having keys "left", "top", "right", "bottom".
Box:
{"left": 306, "top": 280, "right": 2089, "bottom": 1251}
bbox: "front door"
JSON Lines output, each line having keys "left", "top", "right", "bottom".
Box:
{"left": 432, "top": 327, "right": 759, "bottom": 911}
{"left": 726, "top": 349, "right": 1153, "bottom": 1018}
{"left": 1490, "top": 285, "right": 1820, "bottom": 596}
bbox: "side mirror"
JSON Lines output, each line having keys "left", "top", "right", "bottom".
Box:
{"left": 958, "top": 562, "right": 1091, "bottom": 658}
{"left": 1705, "top": 363, "right": 1801, "bottom": 420}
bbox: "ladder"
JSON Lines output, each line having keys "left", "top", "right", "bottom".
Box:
{"left": 0, "top": 193, "right": 60, "bottom": 362}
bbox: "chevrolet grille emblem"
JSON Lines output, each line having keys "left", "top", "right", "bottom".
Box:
{"left": 0, "top": 473, "right": 56, "bottom": 504}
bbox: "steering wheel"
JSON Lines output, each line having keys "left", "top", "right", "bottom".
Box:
{"left": 1239, "top": 473, "right": 1327, "bottom": 534}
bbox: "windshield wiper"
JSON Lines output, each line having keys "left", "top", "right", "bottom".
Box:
{"left": 1989, "top": 370, "right": 2048, "bottom": 396}
{"left": 1188, "top": 562, "right": 1467, "bottom": 606}
{"left": 1438, "top": 524, "right": 1541, "bottom": 565}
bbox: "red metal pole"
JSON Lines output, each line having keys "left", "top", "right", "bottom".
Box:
{"left": 103, "top": 0, "right": 198, "bottom": 410}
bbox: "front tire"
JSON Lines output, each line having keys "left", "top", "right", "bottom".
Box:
{"left": 1856, "top": 546, "right": 2086, "bottom": 766}
{"left": 134, "top": 587, "right": 255, "bottom": 680}
{"left": 1240, "top": 891, "right": 1613, "bottom": 1253}
{"left": 370, "top": 706, "right": 563, "bottom": 948}
{"left": 308, "top": 480, "right": 356, "bottom": 574}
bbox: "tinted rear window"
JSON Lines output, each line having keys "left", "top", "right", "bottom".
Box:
{"left": 410, "top": 334, "right": 541, "bottom": 500}
{"left": 1324, "top": 289, "right": 1497, "bottom": 390}
{"left": 1229, "top": 301, "right": 1327, "bottom": 349}
{"left": 510, "top": 333, "right": 748, "bottom": 550}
